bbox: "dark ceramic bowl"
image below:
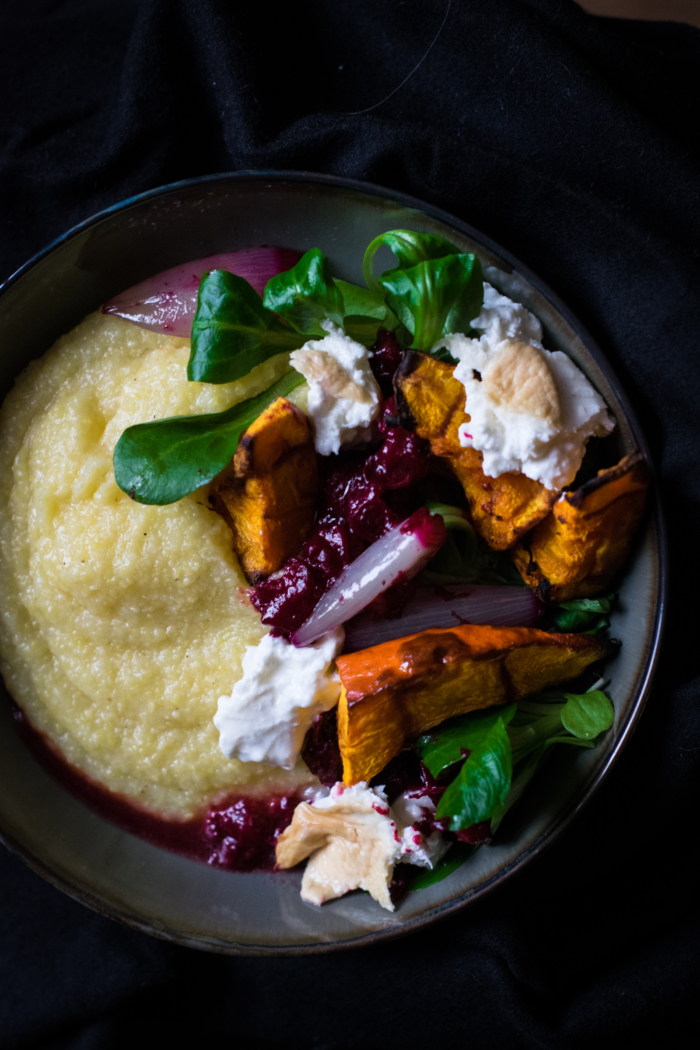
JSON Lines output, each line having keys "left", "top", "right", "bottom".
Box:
{"left": 0, "top": 172, "right": 666, "bottom": 954}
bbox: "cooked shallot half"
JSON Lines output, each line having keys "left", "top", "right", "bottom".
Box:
{"left": 103, "top": 247, "right": 301, "bottom": 336}
{"left": 343, "top": 583, "right": 543, "bottom": 653}
{"left": 291, "top": 508, "right": 447, "bottom": 648}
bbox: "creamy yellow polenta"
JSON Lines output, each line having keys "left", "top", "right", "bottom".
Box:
{"left": 0, "top": 312, "right": 313, "bottom": 819}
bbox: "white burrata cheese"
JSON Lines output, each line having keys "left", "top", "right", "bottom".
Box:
{"left": 290, "top": 321, "right": 381, "bottom": 455}
{"left": 276, "top": 781, "right": 450, "bottom": 910}
{"left": 392, "top": 791, "right": 451, "bottom": 870}
{"left": 311, "top": 783, "right": 448, "bottom": 873}
{"left": 214, "top": 628, "right": 344, "bottom": 769}
{"left": 468, "top": 281, "right": 545, "bottom": 347}
{"left": 437, "top": 283, "right": 614, "bottom": 491}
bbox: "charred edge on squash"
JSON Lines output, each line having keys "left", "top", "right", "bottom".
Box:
{"left": 535, "top": 579, "right": 553, "bottom": 603}
{"left": 233, "top": 433, "right": 257, "bottom": 477}
{"left": 565, "top": 451, "right": 647, "bottom": 509}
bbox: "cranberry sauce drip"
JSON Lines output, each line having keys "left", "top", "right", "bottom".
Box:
{"left": 369, "top": 328, "right": 404, "bottom": 396}
{"left": 455, "top": 820, "right": 493, "bottom": 845}
{"left": 301, "top": 707, "right": 344, "bottom": 787}
{"left": 11, "top": 702, "right": 300, "bottom": 872}
{"left": 368, "top": 750, "right": 447, "bottom": 838}
{"left": 204, "top": 795, "right": 298, "bottom": 871}
{"left": 251, "top": 404, "right": 433, "bottom": 636}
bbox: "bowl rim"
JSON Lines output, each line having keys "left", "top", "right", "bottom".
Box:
{"left": 0, "top": 169, "right": 668, "bottom": 954}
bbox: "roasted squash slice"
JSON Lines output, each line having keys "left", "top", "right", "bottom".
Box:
{"left": 336, "top": 624, "right": 608, "bottom": 784}
{"left": 393, "top": 352, "right": 558, "bottom": 550}
{"left": 511, "top": 452, "right": 649, "bottom": 601}
{"left": 210, "top": 396, "right": 319, "bottom": 583}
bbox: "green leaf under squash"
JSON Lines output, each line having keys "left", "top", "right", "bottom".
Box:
{"left": 435, "top": 717, "right": 513, "bottom": 831}
{"left": 416, "top": 704, "right": 517, "bottom": 779}
{"left": 551, "top": 594, "right": 614, "bottom": 632}
{"left": 113, "top": 370, "right": 304, "bottom": 505}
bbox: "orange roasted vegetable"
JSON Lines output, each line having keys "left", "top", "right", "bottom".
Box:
{"left": 393, "top": 352, "right": 558, "bottom": 550}
{"left": 210, "top": 396, "right": 319, "bottom": 583}
{"left": 511, "top": 452, "right": 649, "bottom": 602}
{"left": 336, "top": 624, "right": 608, "bottom": 784}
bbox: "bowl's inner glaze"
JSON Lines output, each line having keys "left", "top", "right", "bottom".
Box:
{"left": 0, "top": 173, "right": 663, "bottom": 953}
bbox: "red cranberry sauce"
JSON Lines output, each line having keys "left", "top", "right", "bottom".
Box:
{"left": 455, "top": 820, "right": 493, "bottom": 845}
{"left": 203, "top": 794, "right": 298, "bottom": 871}
{"left": 11, "top": 702, "right": 300, "bottom": 872}
{"left": 301, "top": 707, "right": 344, "bottom": 787}
{"left": 250, "top": 403, "right": 433, "bottom": 636}
{"left": 369, "top": 328, "right": 404, "bottom": 397}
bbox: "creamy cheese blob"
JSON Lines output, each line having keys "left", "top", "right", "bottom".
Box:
{"left": 214, "top": 628, "right": 344, "bottom": 769}
{"left": 290, "top": 321, "right": 381, "bottom": 455}
{"left": 310, "top": 784, "right": 446, "bottom": 873}
{"left": 392, "top": 791, "right": 450, "bottom": 869}
{"left": 295, "top": 782, "right": 402, "bottom": 909}
{"left": 276, "top": 781, "right": 449, "bottom": 910}
{"left": 437, "top": 283, "right": 614, "bottom": 490}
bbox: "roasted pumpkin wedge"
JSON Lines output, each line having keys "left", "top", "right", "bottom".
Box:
{"left": 336, "top": 624, "right": 608, "bottom": 785}
{"left": 511, "top": 452, "right": 649, "bottom": 602}
{"left": 209, "top": 396, "right": 319, "bottom": 583}
{"left": 393, "top": 351, "right": 558, "bottom": 550}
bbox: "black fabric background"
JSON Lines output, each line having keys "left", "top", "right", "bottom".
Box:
{"left": 1, "top": 1, "right": 699, "bottom": 1047}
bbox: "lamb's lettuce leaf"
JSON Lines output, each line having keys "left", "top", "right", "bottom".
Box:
{"left": 362, "top": 229, "right": 484, "bottom": 350}
{"left": 415, "top": 704, "right": 517, "bottom": 779}
{"left": 263, "top": 248, "right": 345, "bottom": 336}
{"left": 335, "top": 279, "right": 403, "bottom": 345}
{"left": 113, "top": 370, "right": 304, "bottom": 505}
{"left": 188, "top": 269, "right": 304, "bottom": 384}
{"left": 551, "top": 595, "right": 614, "bottom": 633}
{"left": 362, "top": 229, "right": 460, "bottom": 293}
{"left": 413, "top": 687, "right": 614, "bottom": 841}
{"left": 435, "top": 717, "right": 513, "bottom": 831}
{"left": 379, "top": 252, "right": 484, "bottom": 351}
{"left": 560, "top": 690, "right": 614, "bottom": 739}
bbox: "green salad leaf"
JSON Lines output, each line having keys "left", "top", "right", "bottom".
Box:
{"left": 415, "top": 704, "right": 517, "bottom": 779}
{"left": 379, "top": 252, "right": 484, "bottom": 351}
{"left": 492, "top": 688, "right": 614, "bottom": 832}
{"left": 560, "top": 690, "right": 615, "bottom": 739}
{"left": 113, "top": 370, "right": 304, "bottom": 505}
{"left": 336, "top": 279, "right": 403, "bottom": 345}
{"left": 361, "top": 229, "right": 483, "bottom": 350}
{"left": 362, "top": 229, "right": 460, "bottom": 293}
{"left": 435, "top": 716, "right": 513, "bottom": 831}
{"left": 411, "top": 686, "right": 614, "bottom": 848}
{"left": 263, "top": 248, "right": 345, "bottom": 336}
{"left": 187, "top": 270, "right": 304, "bottom": 384}
{"left": 551, "top": 594, "right": 614, "bottom": 633}
{"left": 334, "top": 279, "right": 387, "bottom": 320}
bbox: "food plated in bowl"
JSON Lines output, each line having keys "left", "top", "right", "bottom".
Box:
{"left": 0, "top": 173, "right": 665, "bottom": 951}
